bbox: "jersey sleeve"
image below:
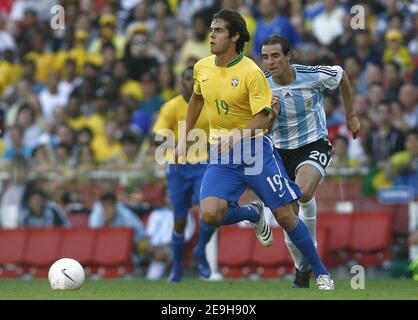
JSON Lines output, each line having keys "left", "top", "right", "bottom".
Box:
{"left": 152, "top": 102, "right": 175, "bottom": 134}
{"left": 193, "top": 63, "right": 202, "bottom": 96}
{"left": 318, "top": 65, "right": 343, "bottom": 91}
{"left": 247, "top": 68, "right": 272, "bottom": 115}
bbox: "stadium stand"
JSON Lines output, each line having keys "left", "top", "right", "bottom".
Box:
{"left": 22, "top": 228, "right": 63, "bottom": 277}
{"left": 218, "top": 225, "right": 255, "bottom": 278}
{"left": 0, "top": 228, "right": 27, "bottom": 278}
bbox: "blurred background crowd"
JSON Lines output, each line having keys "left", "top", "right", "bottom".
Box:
{"left": 1, "top": 0, "right": 418, "bottom": 278}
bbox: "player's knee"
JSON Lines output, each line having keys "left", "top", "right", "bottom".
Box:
{"left": 201, "top": 208, "right": 222, "bottom": 226}
{"left": 298, "top": 185, "right": 314, "bottom": 204}
{"left": 201, "top": 198, "right": 227, "bottom": 226}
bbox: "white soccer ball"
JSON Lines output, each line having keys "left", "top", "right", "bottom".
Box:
{"left": 48, "top": 258, "right": 85, "bottom": 290}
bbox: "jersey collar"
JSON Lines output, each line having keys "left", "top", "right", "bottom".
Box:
{"left": 214, "top": 52, "right": 244, "bottom": 68}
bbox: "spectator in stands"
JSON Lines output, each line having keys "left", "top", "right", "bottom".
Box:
{"left": 24, "top": 32, "right": 55, "bottom": 83}
{"left": 39, "top": 72, "right": 68, "bottom": 125}
{"left": 329, "top": 12, "right": 355, "bottom": 60}
{"left": 329, "top": 135, "right": 359, "bottom": 169}
{"left": 145, "top": 186, "right": 195, "bottom": 280}
{"left": 398, "top": 83, "right": 418, "bottom": 130}
{"left": 89, "top": 191, "right": 145, "bottom": 252}
{"left": 252, "top": 0, "right": 301, "bottom": 60}
{"left": 153, "top": 0, "right": 176, "bottom": 40}
{"left": 75, "top": 126, "right": 93, "bottom": 146}
{"left": 386, "top": 129, "right": 418, "bottom": 196}
{"left": 364, "top": 102, "right": 405, "bottom": 168}
{"left": 158, "top": 65, "right": 177, "bottom": 102}
{"left": 54, "top": 143, "right": 75, "bottom": 177}
{"left": 114, "top": 129, "right": 142, "bottom": 170}
{"left": 89, "top": 13, "right": 126, "bottom": 59}
{"left": 30, "top": 143, "right": 53, "bottom": 175}
{"left": 86, "top": 90, "right": 111, "bottom": 136}
{"left": 383, "top": 29, "right": 413, "bottom": 74}
{"left": 391, "top": 101, "right": 411, "bottom": 132}
{"left": 66, "top": 95, "right": 89, "bottom": 131}
{"left": 0, "top": 155, "right": 30, "bottom": 228}
{"left": 383, "top": 60, "right": 404, "bottom": 103}
{"left": 3, "top": 125, "right": 31, "bottom": 160}
{"left": 177, "top": 10, "right": 211, "bottom": 74}
{"left": 75, "top": 144, "right": 96, "bottom": 174}
{"left": 5, "top": 103, "right": 41, "bottom": 150}
{"left": 123, "top": 23, "right": 160, "bottom": 81}
{"left": 342, "top": 29, "right": 382, "bottom": 69}
{"left": 130, "top": 73, "right": 163, "bottom": 137}
{"left": 311, "top": 0, "right": 345, "bottom": 46}
{"left": 92, "top": 117, "right": 122, "bottom": 164}
{"left": 126, "top": 1, "right": 157, "bottom": 35}
{"left": 18, "top": 189, "right": 70, "bottom": 227}
{"left": 58, "top": 59, "right": 82, "bottom": 101}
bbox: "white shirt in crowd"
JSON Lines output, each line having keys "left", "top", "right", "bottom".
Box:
{"left": 146, "top": 207, "right": 196, "bottom": 247}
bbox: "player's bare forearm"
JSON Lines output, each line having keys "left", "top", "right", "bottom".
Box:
{"left": 242, "top": 108, "right": 271, "bottom": 138}
{"left": 340, "top": 70, "right": 360, "bottom": 139}
{"left": 266, "top": 95, "right": 279, "bottom": 133}
{"left": 185, "top": 92, "right": 204, "bottom": 135}
{"left": 218, "top": 108, "right": 271, "bottom": 154}
{"left": 340, "top": 71, "right": 354, "bottom": 117}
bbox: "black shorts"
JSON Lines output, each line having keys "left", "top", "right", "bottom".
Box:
{"left": 276, "top": 139, "right": 333, "bottom": 181}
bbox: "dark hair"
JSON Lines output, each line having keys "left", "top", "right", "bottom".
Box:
{"left": 182, "top": 64, "right": 194, "bottom": 79}
{"left": 17, "top": 103, "right": 35, "bottom": 120}
{"left": 333, "top": 134, "right": 349, "bottom": 147}
{"left": 29, "top": 189, "right": 47, "bottom": 200}
{"left": 262, "top": 34, "right": 291, "bottom": 55}
{"left": 213, "top": 9, "right": 250, "bottom": 53}
{"left": 78, "top": 126, "right": 93, "bottom": 139}
{"left": 406, "top": 129, "right": 418, "bottom": 140}
{"left": 385, "top": 60, "right": 401, "bottom": 72}
{"left": 55, "top": 143, "right": 72, "bottom": 156}
{"left": 100, "top": 191, "right": 117, "bottom": 203}
{"left": 120, "top": 129, "right": 139, "bottom": 145}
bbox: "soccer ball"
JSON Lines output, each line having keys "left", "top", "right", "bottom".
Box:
{"left": 48, "top": 258, "right": 85, "bottom": 290}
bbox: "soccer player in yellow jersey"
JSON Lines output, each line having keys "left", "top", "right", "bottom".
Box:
{"left": 153, "top": 66, "right": 215, "bottom": 282}
{"left": 176, "top": 9, "right": 334, "bottom": 290}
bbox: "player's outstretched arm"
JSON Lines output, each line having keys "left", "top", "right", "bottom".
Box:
{"left": 340, "top": 70, "right": 360, "bottom": 139}
{"left": 185, "top": 92, "right": 204, "bottom": 134}
{"left": 174, "top": 92, "right": 204, "bottom": 165}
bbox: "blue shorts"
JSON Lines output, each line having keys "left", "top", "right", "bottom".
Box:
{"left": 200, "top": 135, "right": 301, "bottom": 209}
{"left": 166, "top": 163, "right": 207, "bottom": 219}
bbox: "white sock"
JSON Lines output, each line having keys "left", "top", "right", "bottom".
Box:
{"left": 146, "top": 260, "right": 167, "bottom": 280}
{"left": 299, "top": 197, "right": 317, "bottom": 247}
{"left": 284, "top": 197, "right": 317, "bottom": 272}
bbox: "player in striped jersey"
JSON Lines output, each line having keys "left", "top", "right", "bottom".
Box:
{"left": 261, "top": 35, "right": 360, "bottom": 288}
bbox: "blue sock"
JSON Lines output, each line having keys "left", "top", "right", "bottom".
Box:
{"left": 220, "top": 203, "right": 260, "bottom": 225}
{"left": 194, "top": 220, "right": 216, "bottom": 256}
{"left": 287, "top": 219, "right": 328, "bottom": 278}
{"left": 172, "top": 231, "right": 185, "bottom": 268}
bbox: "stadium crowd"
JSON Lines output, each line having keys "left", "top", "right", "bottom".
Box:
{"left": 1, "top": 0, "right": 418, "bottom": 276}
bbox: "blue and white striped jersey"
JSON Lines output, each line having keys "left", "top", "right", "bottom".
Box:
{"left": 267, "top": 64, "right": 343, "bottom": 149}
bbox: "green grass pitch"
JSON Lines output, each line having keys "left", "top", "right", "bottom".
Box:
{"left": 0, "top": 278, "right": 417, "bottom": 300}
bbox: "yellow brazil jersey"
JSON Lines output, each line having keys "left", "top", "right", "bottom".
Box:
{"left": 153, "top": 94, "right": 209, "bottom": 164}
{"left": 193, "top": 53, "right": 272, "bottom": 143}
